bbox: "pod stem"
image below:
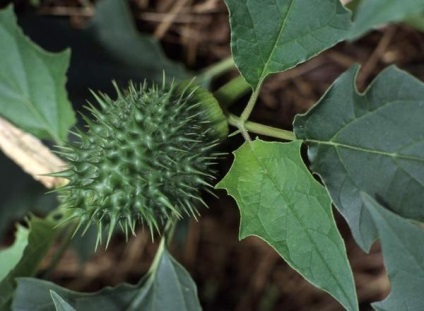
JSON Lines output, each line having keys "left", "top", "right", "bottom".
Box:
{"left": 197, "top": 57, "right": 236, "bottom": 82}
{"left": 163, "top": 219, "right": 177, "bottom": 248}
{"left": 147, "top": 219, "right": 177, "bottom": 277}
{"left": 214, "top": 76, "right": 251, "bottom": 109}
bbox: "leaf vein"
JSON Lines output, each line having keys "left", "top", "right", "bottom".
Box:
{"left": 251, "top": 148, "right": 353, "bottom": 307}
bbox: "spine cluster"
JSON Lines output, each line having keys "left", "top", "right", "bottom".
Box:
{"left": 56, "top": 81, "right": 227, "bottom": 247}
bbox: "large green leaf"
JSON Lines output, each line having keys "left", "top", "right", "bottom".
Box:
{"left": 225, "top": 0, "right": 351, "bottom": 90}
{"left": 0, "top": 225, "right": 28, "bottom": 282}
{"left": 12, "top": 240, "right": 201, "bottom": 311}
{"left": 361, "top": 193, "right": 424, "bottom": 310}
{"left": 88, "top": 0, "right": 189, "bottom": 83}
{"left": 0, "top": 5, "right": 75, "bottom": 143}
{"left": 0, "top": 216, "right": 57, "bottom": 310}
{"left": 349, "top": 0, "right": 424, "bottom": 40}
{"left": 216, "top": 139, "right": 358, "bottom": 311}
{"left": 294, "top": 64, "right": 424, "bottom": 251}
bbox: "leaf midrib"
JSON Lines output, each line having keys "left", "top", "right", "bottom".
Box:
{"left": 257, "top": 0, "right": 295, "bottom": 85}
{"left": 306, "top": 139, "right": 424, "bottom": 163}
{"left": 250, "top": 144, "right": 356, "bottom": 311}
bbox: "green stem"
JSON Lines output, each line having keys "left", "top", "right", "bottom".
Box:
{"left": 163, "top": 219, "right": 177, "bottom": 248}
{"left": 230, "top": 82, "right": 261, "bottom": 140}
{"left": 198, "top": 57, "right": 236, "bottom": 81}
{"left": 138, "top": 219, "right": 176, "bottom": 278}
{"left": 240, "top": 82, "right": 262, "bottom": 122}
{"left": 228, "top": 113, "right": 296, "bottom": 141}
{"left": 126, "top": 235, "right": 167, "bottom": 309}
{"left": 149, "top": 236, "right": 166, "bottom": 275}
{"left": 214, "top": 76, "right": 251, "bottom": 109}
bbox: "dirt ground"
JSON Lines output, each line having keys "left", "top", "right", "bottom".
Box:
{"left": 11, "top": 0, "right": 424, "bottom": 310}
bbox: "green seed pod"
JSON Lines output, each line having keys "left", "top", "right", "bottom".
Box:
{"left": 55, "top": 80, "right": 228, "bottom": 247}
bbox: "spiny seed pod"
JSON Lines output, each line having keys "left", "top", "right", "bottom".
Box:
{"left": 55, "top": 80, "right": 228, "bottom": 247}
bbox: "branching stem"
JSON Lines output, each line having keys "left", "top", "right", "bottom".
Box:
{"left": 228, "top": 113, "right": 296, "bottom": 141}
{"left": 234, "top": 80, "right": 263, "bottom": 140}
{"left": 197, "top": 56, "right": 282, "bottom": 143}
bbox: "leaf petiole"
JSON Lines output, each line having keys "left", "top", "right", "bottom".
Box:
{"left": 240, "top": 82, "right": 262, "bottom": 122}
{"left": 228, "top": 113, "right": 295, "bottom": 141}
{"left": 236, "top": 81, "right": 262, "bottom": 140}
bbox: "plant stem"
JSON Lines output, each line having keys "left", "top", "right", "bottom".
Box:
{"left": 214, "top": 76, "right": 251, "bottom": 109}
{"left": 149, "top": 235, "right": 166, "bottom": 275}
{"left": 197, "top": 57, "right": 236, "bottom": 83}
{"left": 228, "top": 113, "right": 296, "bottom": 141}
{"left": 163, "top": 219, "right": 177, "bottom": 248}
{"left": 227, "top": 80, "right": 262, "bottom": 140}
{"left": 198, "top": 58, "right": 281, "bottom": 142}
{"left": 138, "top": 219, "right": 176, "bottom": 278}
{"left": 240, "top": 82, "right": 262, "bottom": 122}
{"left": 228, "top": 82, "right": 262, "bottom": 140}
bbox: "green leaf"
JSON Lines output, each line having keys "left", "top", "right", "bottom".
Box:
{"left": 293, "top": 64, "right": 424, "bottom": 251}
{"left": 50, "top": 291, "right": 76, "bottom": 311}
{"left": 216, "top": 139, "right": 358, "bottom": 311}
{"left": 12, "top": 277, "right": 136, "bottom": 311}
{"left": 225, "top": 0, "right": 351, "bottom": 90}
{"left": 127, "top": 239, "right": 201, "bottom": 311}
{"left": 349, "top": 0, "right": 424, "bottom": 40}
{"left": 89, "top": 0, "right": 189, "bottom": 82}
{"left": 361, "top": 193, "right": 424, "bottom": 310}
{"left": 0, "top": 225, "right": 29, "bottom": 282}
{"left": 0, "top": 216, "right": 57, "bottom": 310}
{"left": 13, "top": 278, "right": 135, "bottom": 311}
{"left": 0, "top": 5, "right": 75, "bottom": 143}
{"left": 12, "top": 240, "right": 201, "bottom": 311}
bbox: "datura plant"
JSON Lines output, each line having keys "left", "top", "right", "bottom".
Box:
{"left": 55, "top": 81, "right": 228, "bottom": 247}
{"left": 2, "top": 0, "right": 424, "bottom": 310}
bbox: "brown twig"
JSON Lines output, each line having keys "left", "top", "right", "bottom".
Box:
{"left": 357, "top": 27, "right": 396, "bottom": 89}
{"left": 154, "top": 0, "right": 191, "bottom": 39}
{"left": 0, "top": 117, "right": 67, "bottom": 189}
